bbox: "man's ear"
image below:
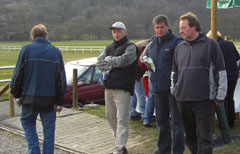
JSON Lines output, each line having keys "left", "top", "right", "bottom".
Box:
{"left": 192, "top": 25, "right": 197, "bottom": 31}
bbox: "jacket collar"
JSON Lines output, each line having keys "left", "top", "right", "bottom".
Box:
{"left": 159, "top": 29, "right": 173, "bottom": 41}
{"left": 113, "top": 35, "right": 128, "bottom": 48}
{"left": 183, "top": 32, "right": 206, "bottom": 45}
{"left": 217, "top": 36, "right": 223, "bottom": 42}
{"left": 152, "top": 29, "right": 173, "bottom": 44}
{"left": 33, "top": 37, "right": 51, "bottom": 45}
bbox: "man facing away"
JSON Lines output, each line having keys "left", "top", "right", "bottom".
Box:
{"left": 10, "top": 24, "right": 67, "bottom": 154}
{"left": 171, "top": 12, "right": 227, "bottom": 154}
{"left": 140, "top": 15, "right": 184, "bottom": 154}
{"left": 207, "top": 31, "right": 240, "bottom": 128}
{"left": 96, "top": 21, "right": 137, "bottom": 154}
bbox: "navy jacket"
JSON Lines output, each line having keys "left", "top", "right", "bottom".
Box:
{"left": 10, "top": 37, "right": 67, "bottom": 112}
{"left": 145, "top": 30, "right": 181, "bottom": 92}
{"left": 217, "top": 37, "right": 240, "bottom": 81}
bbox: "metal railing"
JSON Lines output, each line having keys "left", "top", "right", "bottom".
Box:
{"left": 0, "top": 66, "right": 15, "bottom": 83}
{"left": 0, "top": 45, "right": 105, "bottom": 53}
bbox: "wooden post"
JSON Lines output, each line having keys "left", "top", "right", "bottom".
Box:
{"left": 211, "top": 0, "right": 218, "bottom": 134}
{"left": 9, "top": 93, "right": 15, "bottom": 118}
{"left": 211, "top": 0, "right": 217, "bottom": 40}
{"left": 72, "top": 69, "right": 78, "bottom": 108}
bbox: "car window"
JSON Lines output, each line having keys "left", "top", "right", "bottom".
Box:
{"left": 92, "top": 67, "right": 101, "bottom": 84}
{"left": 65, "top": 63, "right": 89, "bottom": 85}
{"left": 79, "top": 66, "right": 94, "bottom": 84}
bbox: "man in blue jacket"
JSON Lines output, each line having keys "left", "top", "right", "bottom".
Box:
{"left": 140, "top": 15, "right": 184, "bottom": 154}
{"left": 10, "top": 24, "right": 67, "bottom": 154}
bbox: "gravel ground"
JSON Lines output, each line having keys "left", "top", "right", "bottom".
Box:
{"left": 0, "top": 129, "right": 73, "bottom": 154}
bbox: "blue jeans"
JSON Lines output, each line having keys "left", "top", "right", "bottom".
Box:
{"left": 130, "top": 79, "right": 146, "bottom": 117}
{"left": 155, "top": 92, "right": 184, "bottom": 154}
{"left": 143, "top": 81, "right": 155, "bottom": 124}
{"left": 21, "top": 106, "right": 56, "bottom": 154}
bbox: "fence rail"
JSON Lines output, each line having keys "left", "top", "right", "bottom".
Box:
{"left": 0, "top": 45, "right": 105, "bottom": 53}
{"left": 0, "top": 45, "right": 239, "bottom": 52}
{"left": 0, "top": 66, "right": 15, "bottom": 83}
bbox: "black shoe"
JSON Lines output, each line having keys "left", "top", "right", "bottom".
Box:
{"left": 123, "top": 146, "right": 128, "bottom": 154}
{"left": 109, "top": 147, "right": 128, "bottom": 154}
{"left": 130, "top": 113, "right": 141, "bottom": 120}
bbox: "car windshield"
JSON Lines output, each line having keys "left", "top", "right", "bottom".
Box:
{"left": 65, "top": 63, "right": 89, "bottom": 85}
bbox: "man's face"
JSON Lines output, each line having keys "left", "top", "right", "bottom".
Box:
{"left": 154, "top": 22, "right": 169, "bottom": 38}
{"left": 112, "top": 28, "right": 127, "bottom": 41}
{"left": 179, "top": 19, "right": 196, "bottom": 40}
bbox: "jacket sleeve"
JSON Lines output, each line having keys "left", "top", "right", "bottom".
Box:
{"left": 170, "top": 47, "right": 179, "bottom": 96}
{"left": 96, "top": 47, "right": 112, "bottom": 71}
{"left": 140, "top": 41, "right": 152, "bottom": 63}
{"left": 212, "top": 41, "right": 228, "bottom": 102}
{"left": 10, "top": 46, "right": 27, "bottom": 98}
{"left": 106, "top": 44, "right": 137, "bottom": 68}
{"left": 55, "top": 50, "right": 67, "bottom": 106}
{"left": 138, "top": 47, "right": 148, "bottom": 71}
{"left": 97, "top": 44, "right": 137, "bottom": 70}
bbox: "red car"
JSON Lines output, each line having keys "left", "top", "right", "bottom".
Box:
{"left": 63, "top": 57, "right": 105, "bottom": 107}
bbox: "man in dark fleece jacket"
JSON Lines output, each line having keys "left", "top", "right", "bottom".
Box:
{"left": 171, "top": 12, "right": 227, "bottom": 154}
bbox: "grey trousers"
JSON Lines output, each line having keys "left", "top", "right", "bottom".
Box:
{"left": 105, "top": 89, "right": 130, "bottom": 154}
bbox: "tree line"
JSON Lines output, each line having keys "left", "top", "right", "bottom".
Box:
{"left": 0, "top": 0, "right": 240, "bottom": 41}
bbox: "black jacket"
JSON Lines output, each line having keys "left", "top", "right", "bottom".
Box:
{"left": 217, "top": 37, "right": 240, "bottom": 81}
{"left": 104, "top": 36, "right": 137, "bottom": 95}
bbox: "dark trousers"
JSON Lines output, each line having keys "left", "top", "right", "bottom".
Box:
{"left": 177, "top": 101, "right": 214, "bottom": 154}
{"left": 155, "top": 92, "right": 184, "bottom": 154}
{"left": 224, "top": 79, "right": 238, "bottom": 127}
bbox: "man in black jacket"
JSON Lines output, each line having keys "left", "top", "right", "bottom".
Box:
{"left": 208, "top": 31, "right": 240, "bottom": 128}
{"left": 97, "top": 21, "right": 137, "bottom": 154}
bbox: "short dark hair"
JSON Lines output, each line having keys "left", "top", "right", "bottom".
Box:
{"left": 31, "top": 24, "right": 48, "bottom": 39}
{"left": 180, "top": 12, "right": 201, "bottom": 32}
{"left": 152, "top": 15, "right": 169, "bottom": 27}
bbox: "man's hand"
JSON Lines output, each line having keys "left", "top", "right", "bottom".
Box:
{"left": 54, "top": 104, "right": 63, "bottom": 113}
{"left": 13, "top": 98, "right": 22, "bottom": 107}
